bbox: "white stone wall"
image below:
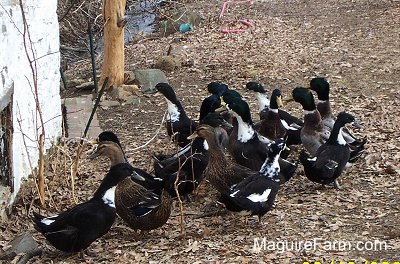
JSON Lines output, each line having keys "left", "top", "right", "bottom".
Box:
{"left": 0, "top": 0, "right": 62, "bottom": 205}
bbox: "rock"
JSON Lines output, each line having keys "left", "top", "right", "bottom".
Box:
{"left": 66, "top": 78, "right": 87, "bottom": 88}
{"left": 124, "top": 71, "right": 135, "bottom": 84}
{"left": 99, "top": 100, "right": 121, "bottom": 109}
{"left": 0, "top": 232, "right": 40, "bottom": 261}
{"left": 134, "top": 69, "right": 168, "bottom": 93}
{"left": 75, "top": 81, "right": 95, "bottom": 91}
{"left": 154, "top": 56, "right": 181, "bottom": 72}
{"left": 160, "top": 10, "right": 201, "bottom": 36}
{"left": 121, "top": 84, "right": 139, "bottom": 94}
{"left": 109, "top": 86, "right": 130, "bottom": 100}
{"left": 123, "top": 95, "right": 141, "bottom": 105}
{"left": 109, "top": 85, "right": 139, "bottom": 101}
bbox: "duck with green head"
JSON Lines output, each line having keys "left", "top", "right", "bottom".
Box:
{"left": 309, "top": 77, "right": 367, "bottom": 157}
{"left": 224, "top": 98, "right": 297, "bottom": 184}
{"left": 292, "top": 87, "right": 330, "bottom": 156}
{"left": 299, "top": 112, "right": 362, "bottom": 189}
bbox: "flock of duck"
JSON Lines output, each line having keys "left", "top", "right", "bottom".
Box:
{"left": 32, "top": 77, "right": 367, "bottom": 258}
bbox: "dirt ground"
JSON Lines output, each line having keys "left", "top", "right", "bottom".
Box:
{"left": 1, "top": 0, "right": 400, "bottom": 263}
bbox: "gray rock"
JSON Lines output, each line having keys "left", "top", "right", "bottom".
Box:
{"left": 75, "top": 81, "right": 95, "bottom": 91}
{"left": 134, "top": 69, "right": 168, "bottom": 93}
{"left": 0, "top": 232, "right": 40, "bottom": 261}
{"left": 123, "top": 95, "right": 141, "bottom": 105}
{"left": 99, "top": 100, "right": 121, "bottom": 109}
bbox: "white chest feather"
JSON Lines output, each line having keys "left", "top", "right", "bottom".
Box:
{"left": 235, "top": 115, "right": 255, "bottom": 143}
{"left": 41, "top": 215, "right": 58, "bottom": 225}
{"left": 166, "top": 99, "right": 180, "bottom": 122}
{"left": 256, "top": 93, "right": 270, "bottom": 112}
{"left": 260, "top": 157, "right": 280, "bottom": 180}
{"left": 247, "top": 189, "right": 272, "bottom": 203}
{"left": 102, "top": 186, "right": 116, "bottom": 208}
{"left": 203, "top": 140, "right": 209, "bottom": 150}
{"left": 337, "top": 128, "right": 347, "bottom": 145}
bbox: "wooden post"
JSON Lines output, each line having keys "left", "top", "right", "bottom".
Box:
{"left": 100, "top": 0, "right": 127, "bottom": 90}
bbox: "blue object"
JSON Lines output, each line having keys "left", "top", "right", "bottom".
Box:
{"left": 179, "top": 23, "right": 193, "bottom": 33}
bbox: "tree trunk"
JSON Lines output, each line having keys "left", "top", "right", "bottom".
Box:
{"left": 101, "top": 0, "right": 127, "bottom": 90}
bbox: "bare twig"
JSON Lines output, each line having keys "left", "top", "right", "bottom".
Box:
{"left": 130, "top": 111, "right": 168, "bottom": 151}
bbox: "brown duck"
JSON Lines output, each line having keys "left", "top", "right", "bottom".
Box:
{"left": 89, "top": 141, "right": 172, "bottom": 235}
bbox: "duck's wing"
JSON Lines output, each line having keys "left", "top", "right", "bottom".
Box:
{"left": 225, "top": 175, "right": 279, "bottom": 212}
{"left": 127, "top": 190, "right": 162, "bottom": 217}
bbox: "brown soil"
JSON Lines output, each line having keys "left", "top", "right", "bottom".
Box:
{"left": 1, "top": 0, "right": 400, "bottom": 263}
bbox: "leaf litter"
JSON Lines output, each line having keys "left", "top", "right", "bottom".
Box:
{"left": 1, "top": 0, "right": 400, "bottom": 263}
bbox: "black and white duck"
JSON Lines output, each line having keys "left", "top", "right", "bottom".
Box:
{"left": 90, "top": 141, "right": 172, "bottom": 236}
{"left": 188, "top": 125, "right": 285, "bottom": 222}
{"left": 224, "top": 98, "right": 297, "bottom": 184}
{"left": 32, "top": 162, "right": 134, "bottom": 257}
{"left": 153, "top": 112, "right": 232, "bottom": 198}
{"left": 155, "top": 83, "right": 198, "bottom": 148}
{"left": 299, "top": 112, "right": 362, "bottom": 189}
{"left": 309, "top": 77, "right": 367, "bottom": 158}
{"left": 219, "top": 138, "right": 285, "bottom": 222}
{"left": 95, "top": 131, "right": 163, "bottom": 191}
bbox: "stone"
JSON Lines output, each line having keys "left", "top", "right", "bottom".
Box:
{"left": 75, "top": 81, "right": 95, "bottom": 91}
{"left": 66, "top": 78, "right": 87, "bottom": 88}
{"left": 120, "top": 84, "right": 139, "bottom": 94}
{"left": 123, "top": 95, "right": 141, "bottom": 105}
{"left": 124, "top": 71, "right": 136, "bottom": 84}
{"left": 99, "top": 100, "right": 121, "bottom": 109}
{"left": 154, "top": 56, "right": 181, "bottom": 72}
{"left": 160, "top": 10, "right": 201, "bottom": 36}
{"left": 134, "top": 69, "right": 168, "bottom": 93}
{"left": 0, "top": 232, "right": 39, "bottom": 260}
{"left": 109, "top": 86, "right": 132, "bottom": 100}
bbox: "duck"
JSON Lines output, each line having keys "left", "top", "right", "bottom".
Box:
{"left": 188, "top": 125, "right": 285, "bottom": 221}
{"left": 309, "top": 77, "right": 367, "bottom": 156}
{"left": 246, "top": 81, "right": 303, "bottom": 127}
{"left": 292, "top": 87, "right": 331, "bottom": 156}
{"left": 89, "top": 141, "right": 172, "bottom": 235}
{"left": 199, "top": 81, "right": 229, "bottom": 121}
{"left": 219, "top": 138, "right": 285, "bottom": 222}
{"left": 246, "top": 82, "right": 303, "bottom": 146}
{"left": 153, "top": 112, "right": 232, "bottom": 198}
{"left": 223, "top": 98, "right": 297, "bottom": 184}
{"left": 254, "top": 88, "right": 288, "bottom": 140}
{"left": 95, "top": 131, "right": 163, "bottom": 191}
{"left": 32, "top": 162, "right": 134, "bottom": 258}
{"left": 155, "top": 83, "right": 198, "bottom": 148}
{"left": 299, "top": 112, "right": 362, "bottom": 189}
{"left": 187, "top": 124, "right": 259, "bottom": 194}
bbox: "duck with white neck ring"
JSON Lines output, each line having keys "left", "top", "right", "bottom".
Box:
{"left": 155, "top": 82, "right": 198, "bottom": 148}
{"left": 223, "top": 98, "right": 297, "bottom": 184}
{"left": 32, "top": 156, "right": 133, "bottom": 258}
{"left": 299, "top": 112, "right": 362, "bottom": 189}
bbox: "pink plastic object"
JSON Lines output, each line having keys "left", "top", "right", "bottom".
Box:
{"left": 219, "top": 0, "right": 255, "bottom": 34}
